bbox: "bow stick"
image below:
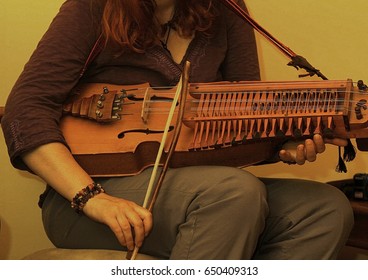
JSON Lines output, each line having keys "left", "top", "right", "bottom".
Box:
{"left": 126, "top": 61, "right": 191, "bottom": 260}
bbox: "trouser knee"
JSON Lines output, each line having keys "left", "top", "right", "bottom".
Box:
{"left": 193, "top": 167, "right": 268, "bottom": 220}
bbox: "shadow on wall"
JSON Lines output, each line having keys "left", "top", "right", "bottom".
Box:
{"left": 0, "top": 217, "right": 11, "bottom": 260}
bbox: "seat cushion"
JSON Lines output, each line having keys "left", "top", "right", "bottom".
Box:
{"left": 23, "top": 248, "right": 160, "bottom": 260}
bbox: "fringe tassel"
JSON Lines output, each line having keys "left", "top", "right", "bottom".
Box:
{"left": 343, "top": 139, "right": 356, "bottom": 162}
{"left": 335, "top": 146, "right": 347, "bottom": 173}
{"left": 335, "top": 140, "right": 357, "bottom": 173}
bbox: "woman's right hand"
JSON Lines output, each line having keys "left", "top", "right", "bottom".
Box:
{"left": 22, "top": 142, "right": 153, "bottom": 250}
{"left": 83, "top": 193, "right": 153, "bottom": 250}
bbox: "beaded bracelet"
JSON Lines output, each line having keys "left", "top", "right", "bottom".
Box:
{"left": 71, "top": 182, "right": 105, "bottom": 213}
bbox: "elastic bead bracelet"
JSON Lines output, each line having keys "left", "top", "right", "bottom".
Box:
{"left": 71, "top": 182, "right": 105, "bottom": 213}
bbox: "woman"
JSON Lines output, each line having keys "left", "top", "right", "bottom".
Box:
{"left": 2, "top": 0, "right": 353, "bottom": 259}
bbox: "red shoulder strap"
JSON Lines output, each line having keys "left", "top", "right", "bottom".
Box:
{"left": 79, "top": 34, "right": 104, "bottom": 78}
{"left": 220, "top": 0, "right": 327, "bottom": 80}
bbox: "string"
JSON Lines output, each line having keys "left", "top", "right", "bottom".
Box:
{"left": 159, "top": 5, "right": 176, "bottom": 55}
{"left": 118, "top": 85, "right": 366, "bottom": 115}
{"left": 142, "top": 76, "right": 183, "bottom": 208}
{"left": 114, "top": 80, "right": 364, "bottom": 92}
{"left": 160, "top": 21, "right": 173, "bottom": 54}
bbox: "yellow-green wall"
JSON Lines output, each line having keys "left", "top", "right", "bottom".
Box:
{"left": 247, "top": 0, "right": 368, "bottom": 179}
{"left": 0, "top": 0, "right": 65, "bottom": 260}
{"left": 1, "top": 0, "right": 368, "bottom": 259}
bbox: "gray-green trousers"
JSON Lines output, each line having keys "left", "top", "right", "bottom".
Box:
{"left": 42, "top": 166, "right": 354, "bottom": 259}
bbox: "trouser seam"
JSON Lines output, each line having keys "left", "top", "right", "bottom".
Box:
{"left": 184, "top": 214, "right": 197, "bottom": 260}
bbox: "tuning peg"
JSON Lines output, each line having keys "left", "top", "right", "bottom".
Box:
{"left": 357, "top": 80, "right": 368, "bottom": 91}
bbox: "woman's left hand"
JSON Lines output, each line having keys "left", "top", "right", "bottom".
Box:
{"left": 279, "top": 134, "right": 348, "bottom": 165}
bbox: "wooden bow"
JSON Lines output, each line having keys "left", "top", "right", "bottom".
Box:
{"left": 126, "top": 61, "right": 191, "bottom": 260}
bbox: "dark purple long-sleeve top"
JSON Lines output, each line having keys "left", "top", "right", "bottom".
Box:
{"left": 2, "top": 0, "right": 263, "bottom": 170}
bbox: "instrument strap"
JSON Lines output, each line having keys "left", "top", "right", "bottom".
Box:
{"left": 79, "top": 34, "right": 105, "bottom": 78}
{"left": 220, "top": 0, "right": 327, "bottom": 80}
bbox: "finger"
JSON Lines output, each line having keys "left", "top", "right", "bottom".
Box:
{"left": 106, "top": 216, "right": 129, "bottom": 248}
{"left": 134, "top": 207, "right": 153, "bottom": 236}
{"left": 279, "top": 149, "right": 295, "bottom": 163}
{"left": 313, "top": 134, "right": 325, "bottom": 153}
{"left": 116, "top": 215, "right": 135, "bottom": 250}
{"left": 125, "top": 211, "right": 146, "bottom": 248}
{"left": 295, "top": 144, "right": 306, "bottom": 165}
{"left": 142, "top": 215, "right": 153, "bottom": 237}
{"left": 304, "top": 139, "right": 317, "bottom": 162}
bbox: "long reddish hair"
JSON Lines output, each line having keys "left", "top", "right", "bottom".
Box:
{"left": 100, "top": 0, "right": 217, "bottom": 52}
